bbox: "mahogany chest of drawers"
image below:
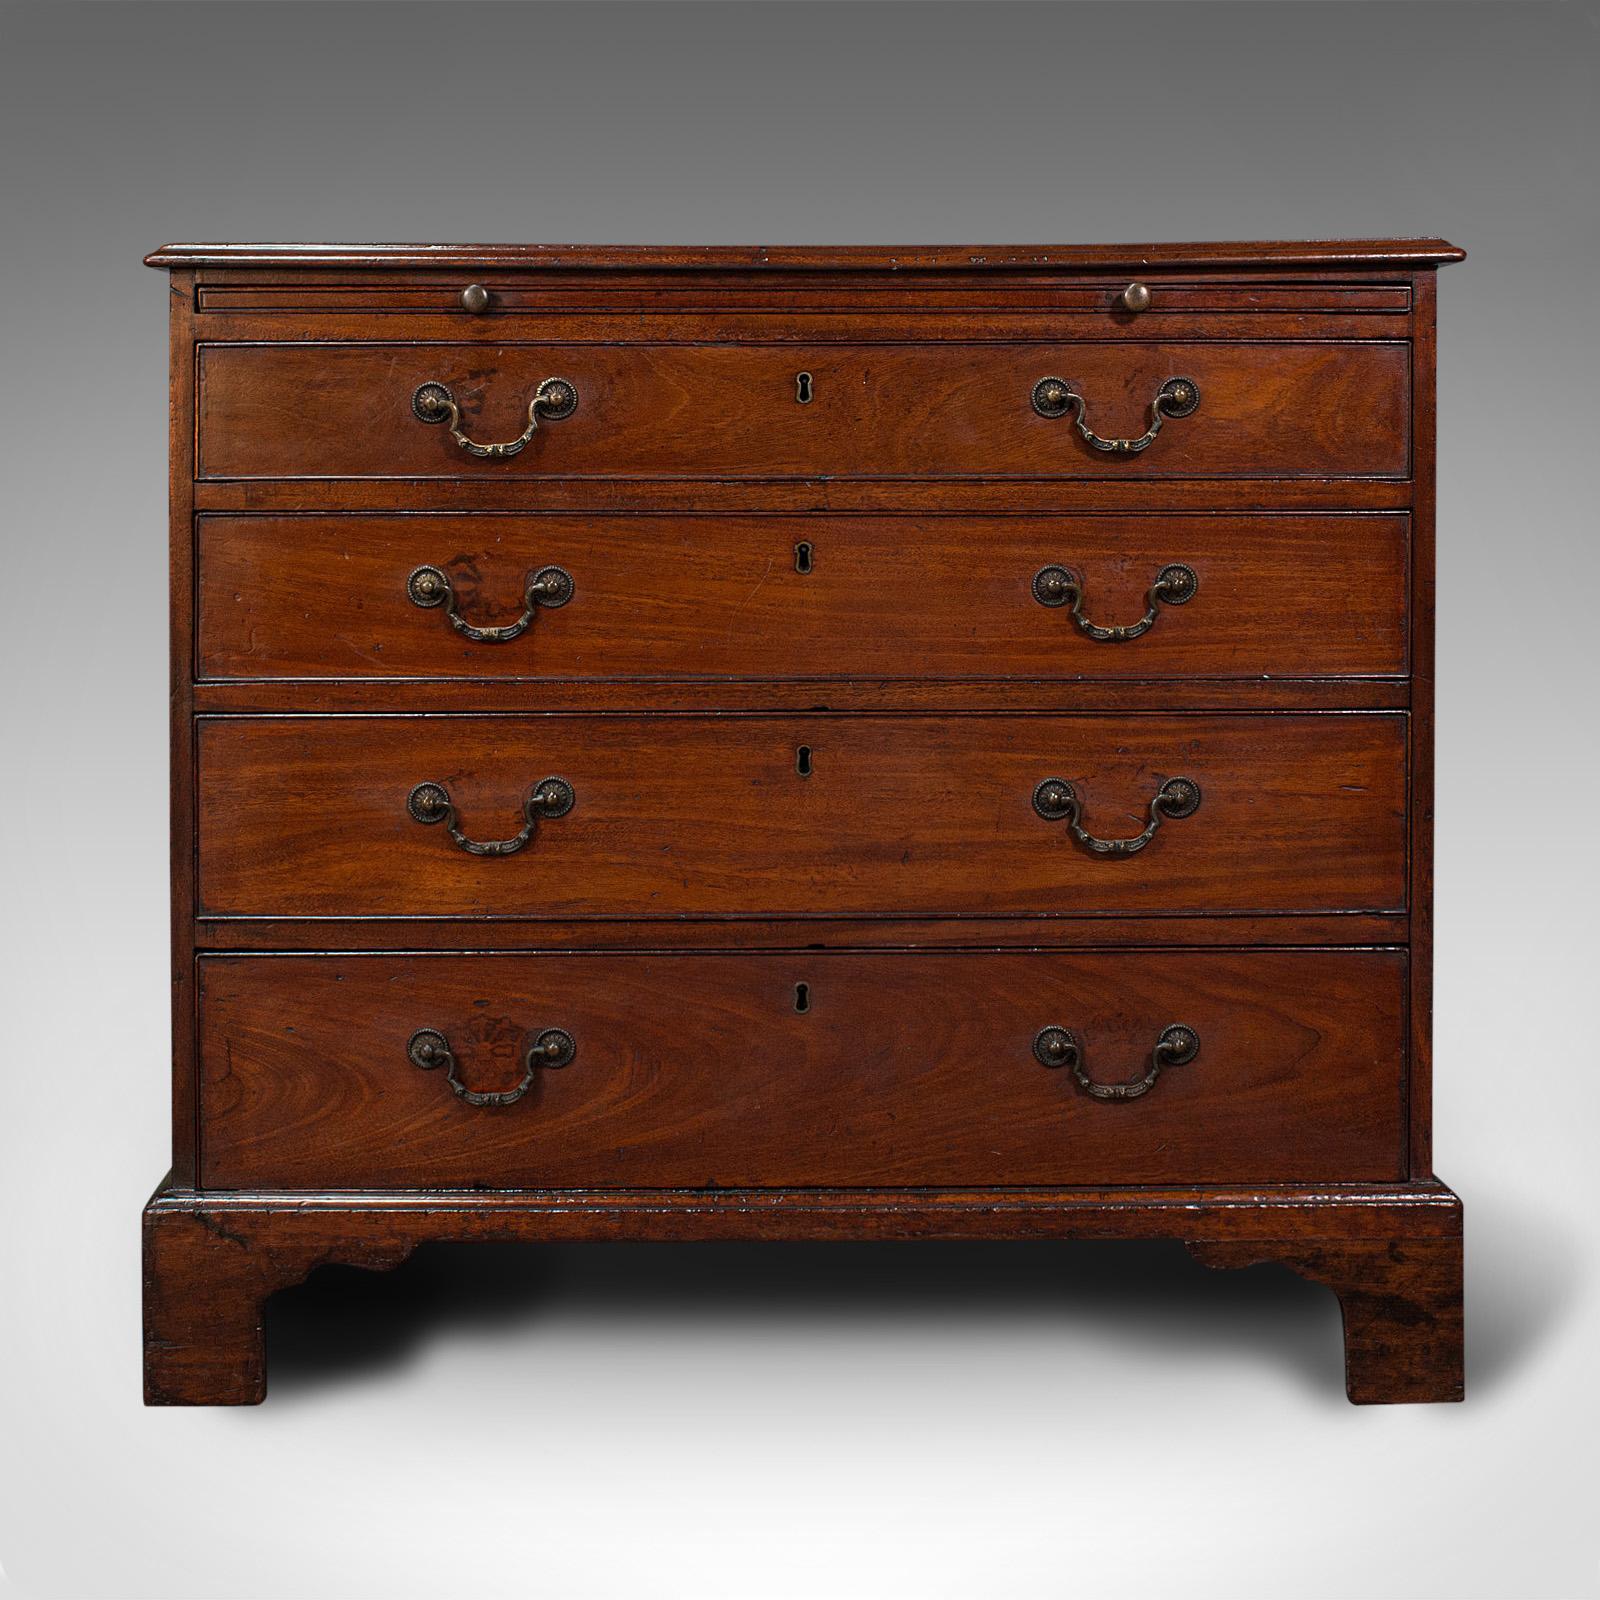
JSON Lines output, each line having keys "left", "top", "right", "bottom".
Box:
{"left": 142, "top": 240, "right": 1464, "bottom": 1404}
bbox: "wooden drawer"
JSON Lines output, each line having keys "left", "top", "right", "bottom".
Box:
{"left": 197, "top": 950, "right": 1406, "bottom": 1188}
{"left": 195, "top": 277, "right": 1413, "bottom": 318}
{"left": 195, "top": 713, "right": 1407, "bottom": 918}
{"left": 196, "top": 512, "right": 1409, "bottom": 683}
{"left": 195, "top": 338, "right": 1410, "bottom": 481}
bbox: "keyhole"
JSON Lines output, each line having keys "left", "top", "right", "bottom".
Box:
{"left": 794, "top": 541, "right": 813, "bottom": 574}
{"left": 794, "top": 982, "right": 811, "bottom": 1013}
{"left": 796, "top": 745, "right": 813, "bottom": 777}
{"left": 795, "top": 371, "right": 814, "bottom": 404}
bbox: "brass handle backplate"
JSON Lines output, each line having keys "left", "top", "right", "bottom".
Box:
{"left": 1033, "top": 562, "right": 1197, "bottom": 641}
{"left": 1033, "top": 1023, "right": 1199, "bottom": 1101}
{"left": 1033, "top": 775, "right": 1201, "bottom": 857}
{"left": 407, "top": 778, "right": 574, "bottom": 856}
{"left": 407, "top": 564, "right": 574, "bottom": 643}
{"left": 1031, "top": 375, "right": 1200, "bottom": 455}
{"left": 407, "top": 1026, "right": 575, "bottom": 1107}
{"left": 411, "top": 376, "right": 579, "bottom": 459}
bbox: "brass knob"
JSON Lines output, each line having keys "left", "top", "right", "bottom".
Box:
{"left": 461, "top": 282, "right": 491, "bottom": 314}
{"left": 532, "top": 1030, "right": 573, "bottom": 1062}
{"left": 1033, "top": 1026, "right": 1078, "bottom": 1067}
{"left": 1121, "top": 281, "right": 1151, "bottom": 312}
{"left": 409, "top": 566, "right": 446, "bottom": 603}
{"left": 1033, "top": 567, "right": 1073, "bottom": 604}
{"left": 1034, "top": 379, "right": 1072, "bottom": 414}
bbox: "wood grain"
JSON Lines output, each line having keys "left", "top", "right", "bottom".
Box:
{"left": 143, "top": 1180, "right": 1462, "bottom": 1406}
{"left": 1408, "top": 270, "right": 1439, "bottom": 1178}
{"left": 195, "top": 913, "right": 1409, "bottom": 953}
{"left": 197, "top": 949, "right": 1406, "bottom": 1189}
{"left": 195, "top": 339, "right": 1410, "bottom": 481}
{"left": 168, "top": 270, "right": 199, "bottom": 1185}
{"left": 192, "top": 679, "right": 1413, "bottom": 717}
{"left": 196, "top": 282, "right": 1412, "bottom": 319}
{"left": 196, "top": 512, "right": 1409, "bottom": 683}
{"left": 195, "top": 712, "right": 1409, "bottom": 918}
{"left": 191, "top": 474, "right": 1416, "bottom": 517}
{"left": 1188, "top": 1234, "right": 1463, "bottom": 1403}
{"left": 148, "top": 241, "right": 1461, "bottom": 1405}
{"left": 147, "top": 239, "right": 1466, "bottom": 270}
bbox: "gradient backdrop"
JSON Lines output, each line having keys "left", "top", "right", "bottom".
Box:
{"left": 1, "top": 3, "right": 1596, "bottom": 1597}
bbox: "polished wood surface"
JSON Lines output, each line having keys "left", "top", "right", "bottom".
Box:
{"left": 195, "top": 912, "right": 1409, "bottom": 951}
{"left": 190, "top": 475, "right": 1417, "bottom": 518}
{"left": 198, "top": 950, "right": 1405, "bottom": 1189}
{"left": 194, "top": 679, "right": 1411, "bottom": 716}
{"left": 146, "top": 240, "right": 1461, "bottom": 1404}
{"left": 196, "top": 280, "right": 1414, "bottom": 318}
{"left": 144, "top": 1183, "right": 1462, "bottom": 1406}
{"left": 195, "top": 712, "right": 1407, "bottom": 918}
{"left": 1187, "top": 1232, "right": 1463, "bottom": 1403}
{"left": 1408, "top": 270, "right": 1439, "bottom": 1178}
{"left": 148, "top": 238, "right": 1468, "bottom": 270}
{"left": 196, "top": 339, "right": 1410, "bottom": 481}
{"left": 196, "top": 512, "right": 1409, "bottom": 683}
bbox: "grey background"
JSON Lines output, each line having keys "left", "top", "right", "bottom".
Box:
{"left": 1, "top": 2, "right": 1596, "bottom": 1596}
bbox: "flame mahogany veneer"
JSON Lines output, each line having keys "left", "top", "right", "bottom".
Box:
{"left": 143, "top": 240, "right": 1464, "bottom": 1405}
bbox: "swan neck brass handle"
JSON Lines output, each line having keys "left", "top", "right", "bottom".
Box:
{"left": 1031, "top": 375, "right": 1200, "bottom": 455}
{"left": 1033, "top": 1023, "right": 1199, "bottom": 1101}
{"left": 411, "top": 376, "right": 578, "bottom": 459}
{"left": 407, "top": 564, "right": 573, "bottom": 643}
{"left": 407, "top": 778, "right": 574, "bottom": 857}
{"left": 1033, "top": 562, "right": 1197, "bottom": 641}
{"left": 1033, "top": 775, "right": 1201, "bottom": 857}
{"left": 407, "top": 1026, "right": 575, "bottom": 1108}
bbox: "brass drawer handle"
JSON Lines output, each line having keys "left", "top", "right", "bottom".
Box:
{"left": 407, "top": 564, "right": 574, "bottom": 643}
{"left": 1033, "top": 562, "right": 1197, "bottom": 640}
{"left": 407, "top": 778, "right": 574, "bottom": 856}
{"left": 1032, "top": 775, "right": 1201, "bottom": 857}
{"left": 1031, "top": 375, "right": 1200, "bottom": 455}
{"left": 1033, "top": 1023, "right": 1199, "bottom": 1101}
{"left": 407, "top": 1026, "right": 575, "bottom": 1108}
{"left": 411, "top": 376, "right": 578, "bottom": 459}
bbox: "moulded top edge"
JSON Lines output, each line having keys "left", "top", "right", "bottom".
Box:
{"left": 144, "top": 239, "right": 1467, "bottom": 272}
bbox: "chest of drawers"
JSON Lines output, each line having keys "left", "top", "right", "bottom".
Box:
{"left": 142, "top": 240, "right": 1464, "bottom": 1405}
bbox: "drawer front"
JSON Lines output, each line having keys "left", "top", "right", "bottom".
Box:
{"left": 196, "top": 713, "right": 1407, "bottom": 918}
{"left": 196, "top": 339, "right": 1410, "bottom": 480}
{"left": 197, "top": 950, "right": 1406, "bottom": 1188}
{"left": 197, "top": 512, "right": 1409, "bottom": 682}
{"left": 197, "top": 279, "right": 1413, "bottom": 317}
